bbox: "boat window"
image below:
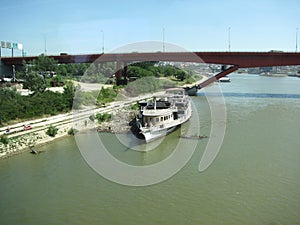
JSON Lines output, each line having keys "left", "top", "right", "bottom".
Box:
{"left": 164, "top": 116, "right": 168, "bottom": 120}
{"left": 156, "top": 118, "right": 159, "bottom": 122}
{"left": 161, "top": 117, "right": 163, "bottom": 121}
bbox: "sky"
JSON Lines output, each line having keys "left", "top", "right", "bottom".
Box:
{"left": 0, "top": 0, "right": 299, "bottom": 56}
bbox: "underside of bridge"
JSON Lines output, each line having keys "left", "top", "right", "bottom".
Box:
{"left": 1, "top": 52, "right": 300, "bottom": 87}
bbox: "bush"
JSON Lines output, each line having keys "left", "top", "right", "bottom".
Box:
{"left": 124, "top": 76, "right": 160, "bottom": 96}
{"left": 89, "top": 115, "right": 95, "bottom": 121}
{"left": 46, "top": 125, "right": 58, "bottom": 137}
{"left": 95, "top": 113, "right": 112, "bottom": 123}
{"left": 130, "top": 102, "right": 139, "bottom": 110}
{"left": 0, "top": 135, "right": 9, "bottom": 145}
{"left": 97, "top": 87, "right": 118, "bottom": 106}
{"left": 67, "top": 128, "right": 77, "bottom": 135}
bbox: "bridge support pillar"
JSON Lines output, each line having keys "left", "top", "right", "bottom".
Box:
{"left": 115, "top": 61, "right": 128, "bottom": 85}
{"left": 115, "top": 60, "right": 122, "bottom": 85}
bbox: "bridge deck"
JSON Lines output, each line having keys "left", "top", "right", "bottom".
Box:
{"left": 2, "top": 52, "right": 300, "bottom": 68}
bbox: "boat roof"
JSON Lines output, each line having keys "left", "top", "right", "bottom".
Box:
{"left": 142, "top": 108, "right": 174, "bottom": 116}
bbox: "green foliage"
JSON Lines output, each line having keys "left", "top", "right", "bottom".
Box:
{"left": 89, "top": 115, "right": 95, "bottom": 121}
{"left": 56, "top": 63, "right": 89, "bottom": 78}
{"left": 63, "top": 81, "right": 76, "bottom": 108}
{"left": 19, "top": 54, "right": 58, "bottom": 93}
{"left": 0, "top": 134, "right": 9, "bottom": 145}
{"left": 175, "top": 70, "right": 188, "bottom": 81}
{"left": 22, "top": 71, "right": 47, "bottom": 93}
{"left": 97, "top": 87, "right": 118, "bottom": 105}
{"left": 126, "top": 62, "right": 194, "bottom": 85}
{"left": 130, "top": 102, "right": 140, "bottom": 110}
{"left": 95, "top": 113, "right": 112, "bottom": 123}
{"left": 80, "top": 62, "right": 115, "bottom": 83}
{"left": 184, "top": 76, "right": 196, "bottom": 84}
{"left": 126, "top": 66, "right": 154, "bottom": 78}
{"left": 125, "top": 76, "right": 161, "bottom": 96}
{"left": 0, "top": 88, "right": 72, "bottom": 125}
{"left": 50, "top": 74, "right": 65, "bottom": 87}
{"left": 67, "top": 128, "right": 77, "bottom": 135}
{"left": 30, "top": 54, "right": 58, "bottom": 72}
{"left": 72, "top": 89, "right": 98, "bottom": 109}
{"left": 46, "top": 125, "right": 58, "bottom": 137}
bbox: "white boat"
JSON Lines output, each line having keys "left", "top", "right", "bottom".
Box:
{"left": 135, "top": 88, "right": 192, "bottom": 143}
{"left": 218, "top": 76, "right": 231, "bottom": 82}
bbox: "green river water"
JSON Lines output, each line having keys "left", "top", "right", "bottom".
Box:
{"left": 0, "top": 74, "right": 299, "bottom": 225}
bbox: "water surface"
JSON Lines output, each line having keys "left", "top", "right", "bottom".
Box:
{"left": 0, "top": 74, "right": 299, "bottom": 225}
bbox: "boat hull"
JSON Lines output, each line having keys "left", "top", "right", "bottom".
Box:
{"left": 141, "top": 126, "right": 178, "bottom": 143}
{"left": 184, "top": 86, "right": 198, "bottom": 96}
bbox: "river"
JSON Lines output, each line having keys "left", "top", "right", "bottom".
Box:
{"left": 0, "top": 74, "right": 299, "bottom": 225}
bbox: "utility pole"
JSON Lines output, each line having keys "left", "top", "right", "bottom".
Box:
{"left": 228, "top": 27, "right": 231, "bottom": 52}
{"left": 101, "top": 30, "right": 104, "bottom": 53}
{"left": 296, "top": 27, "right": 298, "bottom": 52}
{"left": 162, "top": 27, "right": 165, "bottom": 52}
{"left": 43, "top": 34, "right": 47, "bottom": 55}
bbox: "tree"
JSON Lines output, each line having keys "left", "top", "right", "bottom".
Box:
{"left": 175, "top": 70, "right": 187, "bottom": 81}
{"left": 63, "top": 81, "right": 76, "bottom": 108}
{"left": 23, "top": 71, "right": 47, "bottom": 93}
{"left": 19, "top": 54, "right": 58, "bottom": 93}
{"left": 30, "top": 54, "right": 58, "bottom": 73}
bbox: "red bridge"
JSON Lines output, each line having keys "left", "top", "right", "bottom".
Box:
{"left": 2, "top": 51, "right": 300, "bottom": 88}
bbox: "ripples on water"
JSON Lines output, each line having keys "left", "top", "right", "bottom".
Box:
{"left": 0, "top": 74, "right": 300, "bottom": 225}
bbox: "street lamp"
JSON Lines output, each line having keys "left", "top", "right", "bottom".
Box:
{"left": 228, "top": 27, "right": 231, "bottom": 52}
{"left": 296, "top": 27, "right": 298, "bottom": 53}
{"left": 43, "top": 34, "right": 47, "bottom": 55}
{"left": 101, "top": 30, "right": 104, "bottom": 53}
{"left": 162, "top": 27, "right": 166, "bottom": 52}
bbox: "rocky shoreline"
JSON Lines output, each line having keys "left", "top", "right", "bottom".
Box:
{"left": 0, "top": 123, "right": 74, "bottom": 159}
{"left": 96, "top": 108, "right": 137, "bottom": 134}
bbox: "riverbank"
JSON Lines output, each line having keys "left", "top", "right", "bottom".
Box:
{"left": 0, "top": 96, "right": 145, "bottom": 159}
{"left": 0, "top": 107, "right": 134, "bottom": 159}
{"left": 0, "top": 122, "right": 74, "bottom": 159}
{"left": 0, "top": 75, "right": 208, "bottom": 159}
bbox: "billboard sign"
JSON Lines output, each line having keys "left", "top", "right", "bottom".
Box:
{"left": 6, "top": 42, "right": 11, "bottom": 49}
{"left": 0, "top": 41, "right": 23, "bottom": 50}
{"left": 18, "top": 43, "right": 23, "bottom": 50}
